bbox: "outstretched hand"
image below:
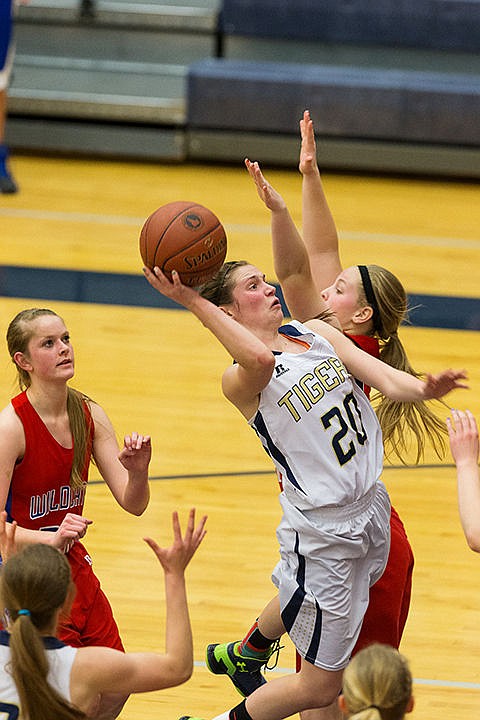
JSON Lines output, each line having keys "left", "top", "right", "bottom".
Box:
{"left": 299, "top": 109, "right": 319, "bottom": 176}
{"left": 447, "top": 409, "right": 479, "bottom": 466}
{"left": 144, "top": 509, "right": 207, "bottom": 575}
{"left": 245, "top": 158, "right": 287, "bottom": 213}
{"left": 143, "top": 266, "right": 200, "bottom": 310}
{"left": 423, "top": 369, "right": 468, "bottom": 400}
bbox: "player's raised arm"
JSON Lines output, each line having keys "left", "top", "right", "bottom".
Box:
{"left": 447, "top": 409, "right": 480, "bottom": 552}
{"left": 245, "top": 158, "right": 337, "bottom": 325}
{"left": 300, "top": 110, "right": 342, "bottom": 290}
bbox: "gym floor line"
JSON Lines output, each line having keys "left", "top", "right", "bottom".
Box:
{"left": 86, "top": 464, "right": 459, "bottom": 485}
{"left": 0, "top": 206, "right": 479, "bottom": 251}
{"left": 191, "top": 659, "right": 480, "bottom": 690}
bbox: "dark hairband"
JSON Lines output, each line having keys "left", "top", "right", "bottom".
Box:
{"left": 358, "top": 265, "right": 382, "bottom": 335}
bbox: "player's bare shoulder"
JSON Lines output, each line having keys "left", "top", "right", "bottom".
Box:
{"left": 0, "top": 402, "right": 24, "bottom": 434}
{"left": 0, "top": 403, "right": 26, "bottom": 461}
{"left": 89, "top": 400, "right": 114, "bottom": 433}
{"left": 304, "top": 317, "right": 338, "bottom": 338}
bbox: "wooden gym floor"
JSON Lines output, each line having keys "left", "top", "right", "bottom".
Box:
{"left": 1, "top": 154, "right": 480, "bottom": 718}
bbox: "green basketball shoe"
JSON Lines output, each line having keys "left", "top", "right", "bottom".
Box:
{"left": 206, "top": 640, "right": 281, "bottom": 697}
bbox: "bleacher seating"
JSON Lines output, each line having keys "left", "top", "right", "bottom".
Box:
{"left": 219, "top": 0, "right": 480, "bottom": 52}
{"left": 186, "top": 0, "right": 480, "bottom": 176}
{"left": 6, "top": 0, "right": 480, "bottom": 176}
{"left": 187, "top": 59, "right": 480, "bottom": 145}
{"left": 8, "top": 0, "right": 220, "bottom": 160}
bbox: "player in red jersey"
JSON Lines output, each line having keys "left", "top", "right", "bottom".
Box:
{"left": 0, "top": 307, "right": 152, "bottom": 718}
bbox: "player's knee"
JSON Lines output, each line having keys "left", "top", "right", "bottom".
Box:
{"left": 296, "top": 673, "right": 341, "bottom": 709}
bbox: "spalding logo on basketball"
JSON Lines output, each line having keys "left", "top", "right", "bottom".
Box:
{"left": 183, "top": 212, "right": 203, "bottom": 231}
{"left": 139, "top": 201, "right": 228, "bottom": 287}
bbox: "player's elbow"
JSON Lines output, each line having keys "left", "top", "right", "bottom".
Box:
{"left": 460, "top": 515, "right": 480, "bottom": 552}
{"left": 123, "top": 491, "right": 150, "bottom": 516}
{"left": 466, "top": 538, "right": 480, "bottom": 553}
{"left": 123, "top": 502, "right": 148, "bottom": 517}
{"left": 258, "top": 349, "right": 276, "bottom": 372}
{"left": 464, "top": 529, "right": 480, "bottom": 553}
{"left": 168, "top": 657, "right": 194, "bottom": 687}
{"left": 251, "top": 350, "right": 276, "bottom": 381}
{"left": 178, "top": 663, "right": 194, "bottom": 685}
{"left": 275, "top": 257, "right": 310, "bottom": 285}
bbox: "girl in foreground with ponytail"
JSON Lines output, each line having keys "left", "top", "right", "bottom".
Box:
{"left": 339, "top": 643, "right": 414, "bottom": 720}
{"left": 0, "top": 509, "right": 206, "bottom": 720}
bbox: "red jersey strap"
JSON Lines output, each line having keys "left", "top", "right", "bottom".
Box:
{"left": 344, "top": 333, "right": 380, "bottom": 398}
{"left": 277, "top": 471, "right": 283, "bottom": 492}
{"left": 346, "top": 333, "right": 380, "bottom": 358}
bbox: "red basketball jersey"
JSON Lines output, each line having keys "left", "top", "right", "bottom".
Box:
{"left": 346, "top": 333, "right": 380, "bottom": 398}
{"left": 6, "top": 391, "right": 93, "bottom": 530}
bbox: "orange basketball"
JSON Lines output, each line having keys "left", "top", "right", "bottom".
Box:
{"left": 139, "top": 201, "right": 227, "bottom": 287}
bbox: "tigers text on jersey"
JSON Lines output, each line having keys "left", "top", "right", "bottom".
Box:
{"left": 249, "top": 320, "right": 384, "bottom": 511}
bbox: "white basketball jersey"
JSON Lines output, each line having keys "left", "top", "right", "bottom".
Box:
{"left": 0, "top": 630, "right": 77, "bottom": 713}
{"left": 250, "top": 321, "right": 384, "bottom": 511}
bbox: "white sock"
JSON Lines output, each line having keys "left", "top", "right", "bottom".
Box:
{"left": 212, "top": 712, "right": 231, "bottom": 720}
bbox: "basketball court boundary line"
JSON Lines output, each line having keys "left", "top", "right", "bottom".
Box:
{"left": 192, "top": 660, "right": 480, "bottom": 690}
{"left": 87, "top": 463, "right": 457, "bottom": 485}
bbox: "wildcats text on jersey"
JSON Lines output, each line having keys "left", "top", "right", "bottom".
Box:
{"left": 30, "top": 483, "right": 86, "bottom": 521}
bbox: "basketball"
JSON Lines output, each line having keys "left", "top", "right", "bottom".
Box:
{"left": 139, "top": 201, "right": 227, "bottom": 287}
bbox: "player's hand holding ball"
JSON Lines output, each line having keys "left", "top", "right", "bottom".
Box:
{"left": 143, "top": 265, "right": 201, "bottom": 311}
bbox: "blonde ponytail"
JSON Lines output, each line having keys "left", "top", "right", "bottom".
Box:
{"left": 366, "top": 266, "right": 447, "bottom": 463}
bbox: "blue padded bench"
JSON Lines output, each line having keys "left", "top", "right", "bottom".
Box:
{"left": 187, "top": 58, "right": 480, "bottom": 146}
{"left": 220, "top": 0, "right": 480, "bottom": 52}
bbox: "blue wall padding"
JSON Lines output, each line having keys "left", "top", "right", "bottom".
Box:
{"left": 220, "top": 0, "right": 480, "bottom": 52}
{"left": 187, "top": 59, "right": 480, "bottom": 145}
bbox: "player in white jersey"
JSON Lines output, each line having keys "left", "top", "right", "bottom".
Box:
{"left": 143, "top": 260, "right": 467, "bottom": 720}
{"left": 0, "top": 509, "right": 207, "bottom": 720}
{"left": 252, "top": 319, "right": 388, "bottom": 670}
{"left": 252, "top": 320, "right": 383, "bottom": 509}
{"left": 0, "top": 634, "right": 77, "bottom": 709}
